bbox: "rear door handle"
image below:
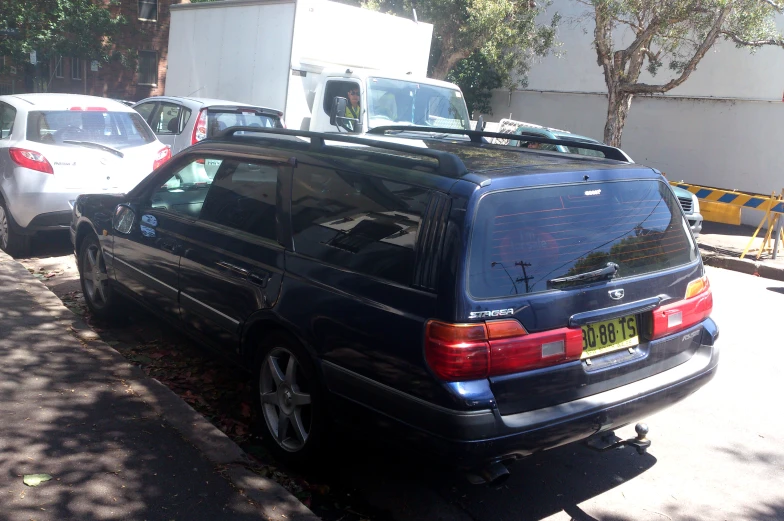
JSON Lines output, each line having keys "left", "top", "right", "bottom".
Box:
{"left": 248, "top": 272, "right": 271, "bottom": 288}
{"left": 161, "top": 241, "right": 180, "bottom": 254}
{"left": 216, "top": 261, "right": 250, "bottom": 277}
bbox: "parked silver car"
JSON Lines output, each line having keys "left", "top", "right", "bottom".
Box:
{"left": 132, "top": 96, "right": 284, "bottom": 157}
{"left": 0, "top": 94, "right": 171, "bottom": 255}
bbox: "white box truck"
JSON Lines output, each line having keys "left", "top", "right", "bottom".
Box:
{"left": 166, "top": 0, "right": 472, "bottom": 134}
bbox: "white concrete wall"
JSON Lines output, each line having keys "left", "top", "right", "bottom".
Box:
{"left": 525, "top": 0, "right": 784, "bottom": 100}
{"left": 490, "top": 89, "right": 784, "bottom": 226}
{"left": 489, "top": 1, "right": 784, "bottom": 226}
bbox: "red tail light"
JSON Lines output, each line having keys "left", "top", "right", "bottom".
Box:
{"left": 425, "top": 319, "right": 583, "bottom": 381}
{"left": 152, "top": 146, "right": 172, "bottom": 171}
{"left": 651, "top": 276, "right": 712, "bottom": 339}
{"left": 9, "top": 148, "right": 54, "bottom": 174}
{"left": 191, "top": 108, "right": 208, "bottom": 144}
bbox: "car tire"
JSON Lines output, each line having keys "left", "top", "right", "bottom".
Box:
{"left": 253, "top": 332, "right": 327, "bottom": 464}
{"left": 79, "top": 234, "right": 121, "bottom": 321}
{"left": 0, "top": 198, "right": 30, "bottom": 257}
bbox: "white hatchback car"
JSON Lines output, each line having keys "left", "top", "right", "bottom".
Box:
{"left": 0, "top": 94, "right": 171, "bottom": 255}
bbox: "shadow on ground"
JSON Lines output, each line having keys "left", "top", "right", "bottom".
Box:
{"left": 0, "top": 263, "right": 261, "bottom": 520}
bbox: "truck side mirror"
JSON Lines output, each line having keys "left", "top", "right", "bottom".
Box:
{"left": 330, "top": 96, "right": 361, "bottom": 132}
{"left": 330, "top": 97, "right": 348, "bottom": 126}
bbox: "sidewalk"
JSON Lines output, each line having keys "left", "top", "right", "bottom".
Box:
{"left": 696, "top": 221, "right": 784, "bottom": 281}
{"left": 0, "top": 252, "right": 319, "bottom": 521}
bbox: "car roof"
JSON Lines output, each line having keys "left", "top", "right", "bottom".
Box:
{"left": 0, "top": 93, "right": 135, "bottom": 112}
{"left": 205, "top": 131, "right": 655, "bottom": 185}
{"left": 134, "top": 96, "right": 282, "bottom": 113}
{"left": 420, "top": 140, "right": 649, "bottom": 178}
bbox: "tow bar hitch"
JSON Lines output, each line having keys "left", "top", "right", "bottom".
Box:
{"left": 585, "top": 423, "right": 651, "bottom": 455}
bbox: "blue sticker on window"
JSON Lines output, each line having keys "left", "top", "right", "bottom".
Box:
{"left": 141, "top": 214, "right": 158, "bottom": 227}
{"left": 140, "top": 225, "right": 156, "bottom": 238}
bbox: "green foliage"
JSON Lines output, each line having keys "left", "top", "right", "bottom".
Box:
{"left": 0, "top": 0, "right": 129, "bottom": 67}
{"left": 361, "top": 0, "right": 559, "bottom": 89}
{"left": 445, "top": 52, "right": 503, "bottom": 116}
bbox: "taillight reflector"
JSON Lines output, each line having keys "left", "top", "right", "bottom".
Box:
{"left": 9, "top": 148, "right": 53, "bottom": 174}
{"left": 651, "top": 276, "right": 712, "bottom": 339}
{"left": 425, "top": 319, "right": 583, "bottom": 382}
{"left": 152, "top": 146, "right": 172, "bottom": 171}
{"left": 191, "top": 109, "right": 208, "bottom": 144}
{"left": 489, "top": 328, "right": 583, "bottom": 376}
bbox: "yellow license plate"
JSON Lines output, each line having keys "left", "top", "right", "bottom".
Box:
{"left": 581, "top": 315, "right": 639, "bottom": 359}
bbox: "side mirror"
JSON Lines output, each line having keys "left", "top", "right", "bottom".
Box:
{"left": 112, "top": 204, "right": 136, "bottom": 235}
{"left": 330, "top": 96, "right": 348, "bottom": 126}
{"left": 330, "top": 96, "right": 361, "bottom": 132}
{"left": 474, "top": 115, "right": 485, "bottom": 132}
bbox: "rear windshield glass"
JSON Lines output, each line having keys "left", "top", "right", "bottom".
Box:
{"left": 207, "top": 110, "right": 283, "bottom": 136}
{"left": 468, "top": 180, "right": 697, "bottom": 298}
{"left": 26, "top": 110, "right": 155, "bottom": 145}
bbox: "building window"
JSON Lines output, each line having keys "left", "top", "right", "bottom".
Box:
{"left": 71, "top": 57, "right": 82, "bottom": 80}
{"left": 138, "top": 0, "right": 158, "bottom": 21}
{"left": 137, "top": 50, "right": 158, "bottom": 86}
{"left": 53, "top": 56, "right": 63, "bottom": 78}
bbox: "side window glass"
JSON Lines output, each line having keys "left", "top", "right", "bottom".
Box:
{"left": 322, "top": 80, "right": 361, "bottom": 116}
{"left": 291, "top": 167, "right": 429, "bottom": 285}
{"left": 0, "top": 103, "right": 16, "bottom": 139}
{"left": 199, "top": 160, "right": 280, "bottom": 241}
{"left": 133, "top": 102, "right": 156, "bottom": 124}
{"left": 149, "top": 157, "right": 219, "bottom": 219}
{"left": 179, "top": 107, "right": 192, "bottom": 133}
{"left": 156, "top": 102, "right": 183, "bottom": 135}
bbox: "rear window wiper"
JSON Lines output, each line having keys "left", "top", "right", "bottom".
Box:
{"left": 547, "top": 262, "right": 619, "bottom": 288}
{"left": 63, "top": 140, "right": 124, "bottom": 158}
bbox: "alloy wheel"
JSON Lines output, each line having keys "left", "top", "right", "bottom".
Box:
{"left": 0, "top": 205, "right": 8, "bottom": 250}
{"left": 83, "top": 243, "right": 109, "bottom": 308}
{"left": 260, "top": 347, "right": 312, "bottom": 452}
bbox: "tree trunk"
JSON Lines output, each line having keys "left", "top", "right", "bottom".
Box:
{"left": 604, "top": 87, "right": 633, "bottom": 148}
{"left": 430, "top": 50, "right": 470, "bottom": 80}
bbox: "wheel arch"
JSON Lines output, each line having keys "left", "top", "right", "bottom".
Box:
{"left": 241, "top": 313, "right": 320, "bottom": 371}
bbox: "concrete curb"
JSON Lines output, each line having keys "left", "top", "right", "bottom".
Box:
{"left": 0, "top": 251, "right": 320, "bottom": 521}
{"left": 700, "top": 249, "right": 784, "bottom": 282}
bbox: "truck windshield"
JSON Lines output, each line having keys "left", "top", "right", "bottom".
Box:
{"left": 367, "top": 77, "right": 470, "bottom": 130}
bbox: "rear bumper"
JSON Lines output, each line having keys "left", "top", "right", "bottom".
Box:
{"left": 3, "top": 191, "right": 78, "bottom": 231}
{"left": 324, "top": 318, "right": 719, "bottom": 467}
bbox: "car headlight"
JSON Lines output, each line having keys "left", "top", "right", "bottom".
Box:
{"left": 691, "top": 193, "right": 700, "bottom": 214}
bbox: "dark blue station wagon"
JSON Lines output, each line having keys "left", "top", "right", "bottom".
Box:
{"left": 71, "top": 127, "right": 718, "bottom": 483}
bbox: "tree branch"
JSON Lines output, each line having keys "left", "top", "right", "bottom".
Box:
{"left": 620, "top": 6, "right": 731, "bottom": 95}
{"left": 721, "top": 31, "right": 784, "bottom": 48}
{"left": 760, "top": 0, "right": 784, "bottom": 11}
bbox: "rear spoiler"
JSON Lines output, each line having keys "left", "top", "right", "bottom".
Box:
{"left": 367, "top": 126, "right": 632, "bottom": 163}
{"left": 206, "top": 105, "right": 284, "bottom": 117}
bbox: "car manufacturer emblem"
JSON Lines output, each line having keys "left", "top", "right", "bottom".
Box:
{"left": 609, "top": 289, "right": 625, "bottom": 300}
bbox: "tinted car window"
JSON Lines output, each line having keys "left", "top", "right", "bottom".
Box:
{"left": 199, "top": 160, "right": 279, "bottom": 240}
{"left": 154, "top": 102, "right": 184, "bottom": 135}
{"left": 150, "top": 158, "right": 219, "bottom": 219}
{"left": 134, "top": 102, "right": 157, "bottom": 123}
{"left": 468, "top": 180, "right": 698, "bottom": 298}
{"left": 26, "top": 110, "right": 155, "bottom": 145}
{"left": 291, "top": 166, "right": 429, "bottom": 285}
{"left": 0, "top": 103, "right": 15, "bottom": 139}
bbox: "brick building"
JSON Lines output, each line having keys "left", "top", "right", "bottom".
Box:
{"left": 0, "top": 0, "right": 175, "bottom": 102}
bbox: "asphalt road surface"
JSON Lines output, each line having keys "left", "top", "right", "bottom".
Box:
{"left": 18, "top": 231, "right": 784, "bottom": 521}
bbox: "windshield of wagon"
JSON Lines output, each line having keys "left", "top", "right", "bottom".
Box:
{"left": 367, "top": 77, "right": 470, "bottom": 130}
{"left": 26, "top": 110, "right": 155, "bottom": 146}
{"left": 467, "top": 179, "right": 698, "bottom": 298}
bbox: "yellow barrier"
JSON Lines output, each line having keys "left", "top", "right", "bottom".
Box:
{"left": 669, "top": 181, "right": 783, "bottom": 260}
